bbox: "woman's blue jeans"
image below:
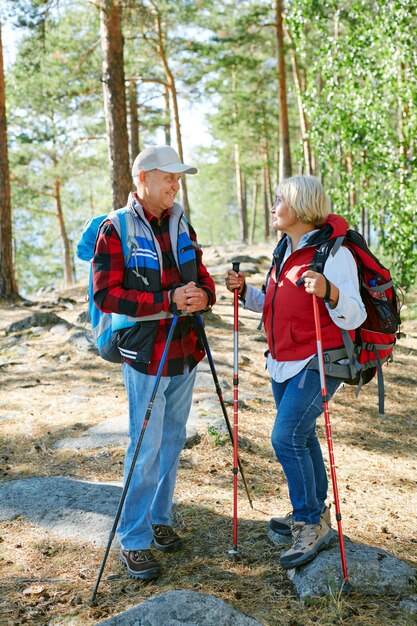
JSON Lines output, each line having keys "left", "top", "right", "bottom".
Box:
{"left": 117, "top": 363, "right": 197, "bottom": 550}
{"left": 271, "top": 368, "right": 340, "bottom": 525}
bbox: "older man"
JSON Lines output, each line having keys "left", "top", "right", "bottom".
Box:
{"left": 93, "top": 145, "right": 216, "bottom": 580}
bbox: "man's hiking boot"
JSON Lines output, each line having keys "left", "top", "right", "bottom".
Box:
{"left": 152, "top": 524, "right": 183, "bottom": 552}
{"left": 120, "top": 549, "right": 161, "bottom": 580}
{"left": 279, "top": 520, "right": 333, "bottom": 570}
{"left": 269, "top": 504, "right": 331, "bottom": 536}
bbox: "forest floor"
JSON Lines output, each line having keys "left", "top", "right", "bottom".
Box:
{"left": 0, "top": 242, "right": 416, "bottom": 625}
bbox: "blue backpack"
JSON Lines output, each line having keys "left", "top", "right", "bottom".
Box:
{"left": 77, "top": 213, "right": 122, "bottom": 363}
{"left": 76, "top": 201, "right": 194, "bottom": 363}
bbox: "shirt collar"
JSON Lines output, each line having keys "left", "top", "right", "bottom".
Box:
{"left": 282, "top": 229, "right": 320, "bottom": 268}
{"left": 133, "top": 192, "right": 171, "bottom": 223}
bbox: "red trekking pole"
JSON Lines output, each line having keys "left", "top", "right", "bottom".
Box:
{"left": 311, "top": 290, "right": 351, "bottom": 592}
{"left": 228, "top": 260, "right": 241, "bottom": 562}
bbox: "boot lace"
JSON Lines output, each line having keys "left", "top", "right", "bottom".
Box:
{"left": 131, "top": 550, "right": 153, "bottom": 563}
{"left": 153, "top": 524, "right": 175, "bottom": 537}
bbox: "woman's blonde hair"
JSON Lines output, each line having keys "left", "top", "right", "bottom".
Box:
{"left": 277, "top": 175, "right": 330, "bottom": 226}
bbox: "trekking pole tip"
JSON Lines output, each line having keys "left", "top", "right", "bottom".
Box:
{"left": 228, "top": 547, "right": 242, "bottom": 562}
{"left": 88, "top": 591, "right": 98, "bottom": 606}
{"left": 341, "top": 580, "right": 353, "bottom": 594}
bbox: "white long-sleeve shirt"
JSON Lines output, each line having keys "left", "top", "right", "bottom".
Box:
{"left": 243, "top": 230, "right": 367, "bottom": 383}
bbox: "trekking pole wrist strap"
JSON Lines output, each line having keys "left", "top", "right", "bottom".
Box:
{"left": 323, "top": 276, "right": 332, "bottom": 303}
{"left": 238, "top": 281, "right": 247, "bottom": 302}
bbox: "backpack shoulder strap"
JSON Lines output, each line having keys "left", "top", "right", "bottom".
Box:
{"left": 312, "top": 235, "right": 346, "bottom": 274}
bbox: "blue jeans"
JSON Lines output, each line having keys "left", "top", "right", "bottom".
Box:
{"left": 117, "top": 363, "right": 197, "bottom": 550}
{"left": 271, "top": 368, "right": 340, "bottom": 525}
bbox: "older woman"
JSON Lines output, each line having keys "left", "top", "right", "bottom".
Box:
{"left": 226, "top": 175, "right": 366, "bottom": 569}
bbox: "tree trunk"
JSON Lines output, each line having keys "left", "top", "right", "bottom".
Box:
{"left": 163, "top": 85, "right": 171, "bottom": 145}
{"left": 234, "top": 142, "right": 248, "bottom": 243}
{"left": 231, "top": 66, "right": 248, "bottom": 242}
{"left": 153, "top": 7, "right": 191, "bottom": 218}
{"left": 263, "top": 164, "right": 270, "bottom": 241}
{"left": 128, "top": 79, "right": 139, "bottom": 166}
{"left": 100, "top": 0, "right": 131, "bottom": 210}
{"left": 54, "top": 179, "right": 74, "bottom": 287}
{"left": 397, "top": 63, "right": 411, "bottom": 179}
{"left": 287, "top": 29, "right": 313, "bottom": 175}
{"left": 249, "top": 175, "right": 259, "bottom": 245}
{"left": 0, "top": 22, "right": 19, "bottom": 300}
{"left": 346, "top": 151, "right": 356, "bottom": 216}
{"left": 275, "top": 0, "right": 292, "bottom": 180}
{"left": 260, "top": 137, "right": 275, "bottom": 240}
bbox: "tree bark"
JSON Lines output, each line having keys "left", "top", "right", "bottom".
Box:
{"left": 54, "top": 179, "right": 74, "bottom": 287}
{"left": 153, "top": 6, "right": 191, "bottom": 219}
{"left": 0, "top": 22, "right": 19, "bottom": 300}
{"left": 128, "top": 79, "right": 139, "bottom": 166}
{"left": 286, "top": 29, "right": 313, "bottom": 175}
{"left": 100, "top": 0, "right": 131, "bottom": 210}
{"left": 231, "top": 66, "right": 248, "bottom": 242}
{"left": 163, "top": 85, "right": 171, "bottom": 145}
{"left": 263, "top": 164, "right": 270, "bottom": 241}
{"left": 346, "top": 151, "right": 356, "bottom": 216}
{"left": 275, "top": 0, "right": 292, "bottom": 180}
{"left": 249, "top": 175, "right": 259, "bottom": 245}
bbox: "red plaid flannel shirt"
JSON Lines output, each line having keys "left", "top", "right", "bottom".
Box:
{"left": 93, "top": 203, "right": 216, "bottom": 376}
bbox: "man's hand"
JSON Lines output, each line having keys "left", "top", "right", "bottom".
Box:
{"left": 172, "top": 282, "right": 209, "bottom": 313}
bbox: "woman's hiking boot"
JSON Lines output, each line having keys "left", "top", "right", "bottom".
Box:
{"left": 279, "top": 519, "right": 334, "bottom": 569}
{"left": 119, "top": 549, "right": 161, "bottom": 580}
{"left": 269, "top": 504, "right": 331, "bottom": 536}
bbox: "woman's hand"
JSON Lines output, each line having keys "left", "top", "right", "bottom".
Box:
{"left": 225, "top": 269, "right": 246, "bottom": 295}
{"left": 301, "top": 270, "right": 339, "bottom": 307}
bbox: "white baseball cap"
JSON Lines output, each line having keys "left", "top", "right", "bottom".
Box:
{"left": 131, "top": 145, "right": 197, "bottom": 178}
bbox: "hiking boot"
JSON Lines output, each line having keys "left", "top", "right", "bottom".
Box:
{"left": 269, "top": 504, "right": 331, "bottom": 536}
{"left": 152, "top": 524, "right": 183, "bottom": 552}
{"left": 279, "top": 520, "right": 333, "bottom": 570}
{"left": 119, "top": 549, "right": 161, "bottom": 580}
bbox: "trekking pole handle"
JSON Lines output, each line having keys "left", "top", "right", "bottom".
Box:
{"left": 232, "top": 261, "right": 240, "bottom": 285}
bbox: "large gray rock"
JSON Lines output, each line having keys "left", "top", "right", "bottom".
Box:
{"left": 96, "top": 590, "right": 261, "bottom": 625}
{"left": 53, "top": 415, "right": 130, "bottom": 450}
{"left": 284, "top": 537, "right": 416, "bottom": 599}
{"left": 53, "top": 404, "right": 215, "bottom": 451}
{"left": 4, "top": 311, "right": 70, "bottom": 334}
{"left": 0, "top": 476, "right": 121, "bottom": 547}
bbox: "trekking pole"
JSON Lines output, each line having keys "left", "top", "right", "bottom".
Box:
{"left": 229, "top": 260, "right": 241, "bottom": 561}
{"left": 311, "top": 288, "right": 351, "bottom": 592}
{"left": 195, "top": 314, "right": 253, "bottom": 509}
{"left": 90, "top": 315, "right": 179, "bottom": 604}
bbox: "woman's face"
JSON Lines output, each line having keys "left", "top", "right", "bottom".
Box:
{"left": 271, "top": 194, "right": 298, "bottom": 232}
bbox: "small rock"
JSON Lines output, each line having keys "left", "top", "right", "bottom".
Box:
{"left": 399, "top": 594, "right": 417, "bottom": 614}
{"left": 49, "top": 323, "right": 70, "bottom": 335}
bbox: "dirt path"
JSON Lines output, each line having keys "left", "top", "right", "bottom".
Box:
{"left": 0, "top": 244, "right": 416, "bottom": 625}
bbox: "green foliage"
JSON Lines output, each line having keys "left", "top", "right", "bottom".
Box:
{"left": 3, "top": 0, "right": 417, "bottom": 292}
{"left": 285, "top": 0, "right": 417, "bottom": 288}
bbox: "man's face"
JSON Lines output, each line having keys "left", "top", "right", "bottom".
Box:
{"left": 140, "top": 169, "right": 182, "bottom": 216}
